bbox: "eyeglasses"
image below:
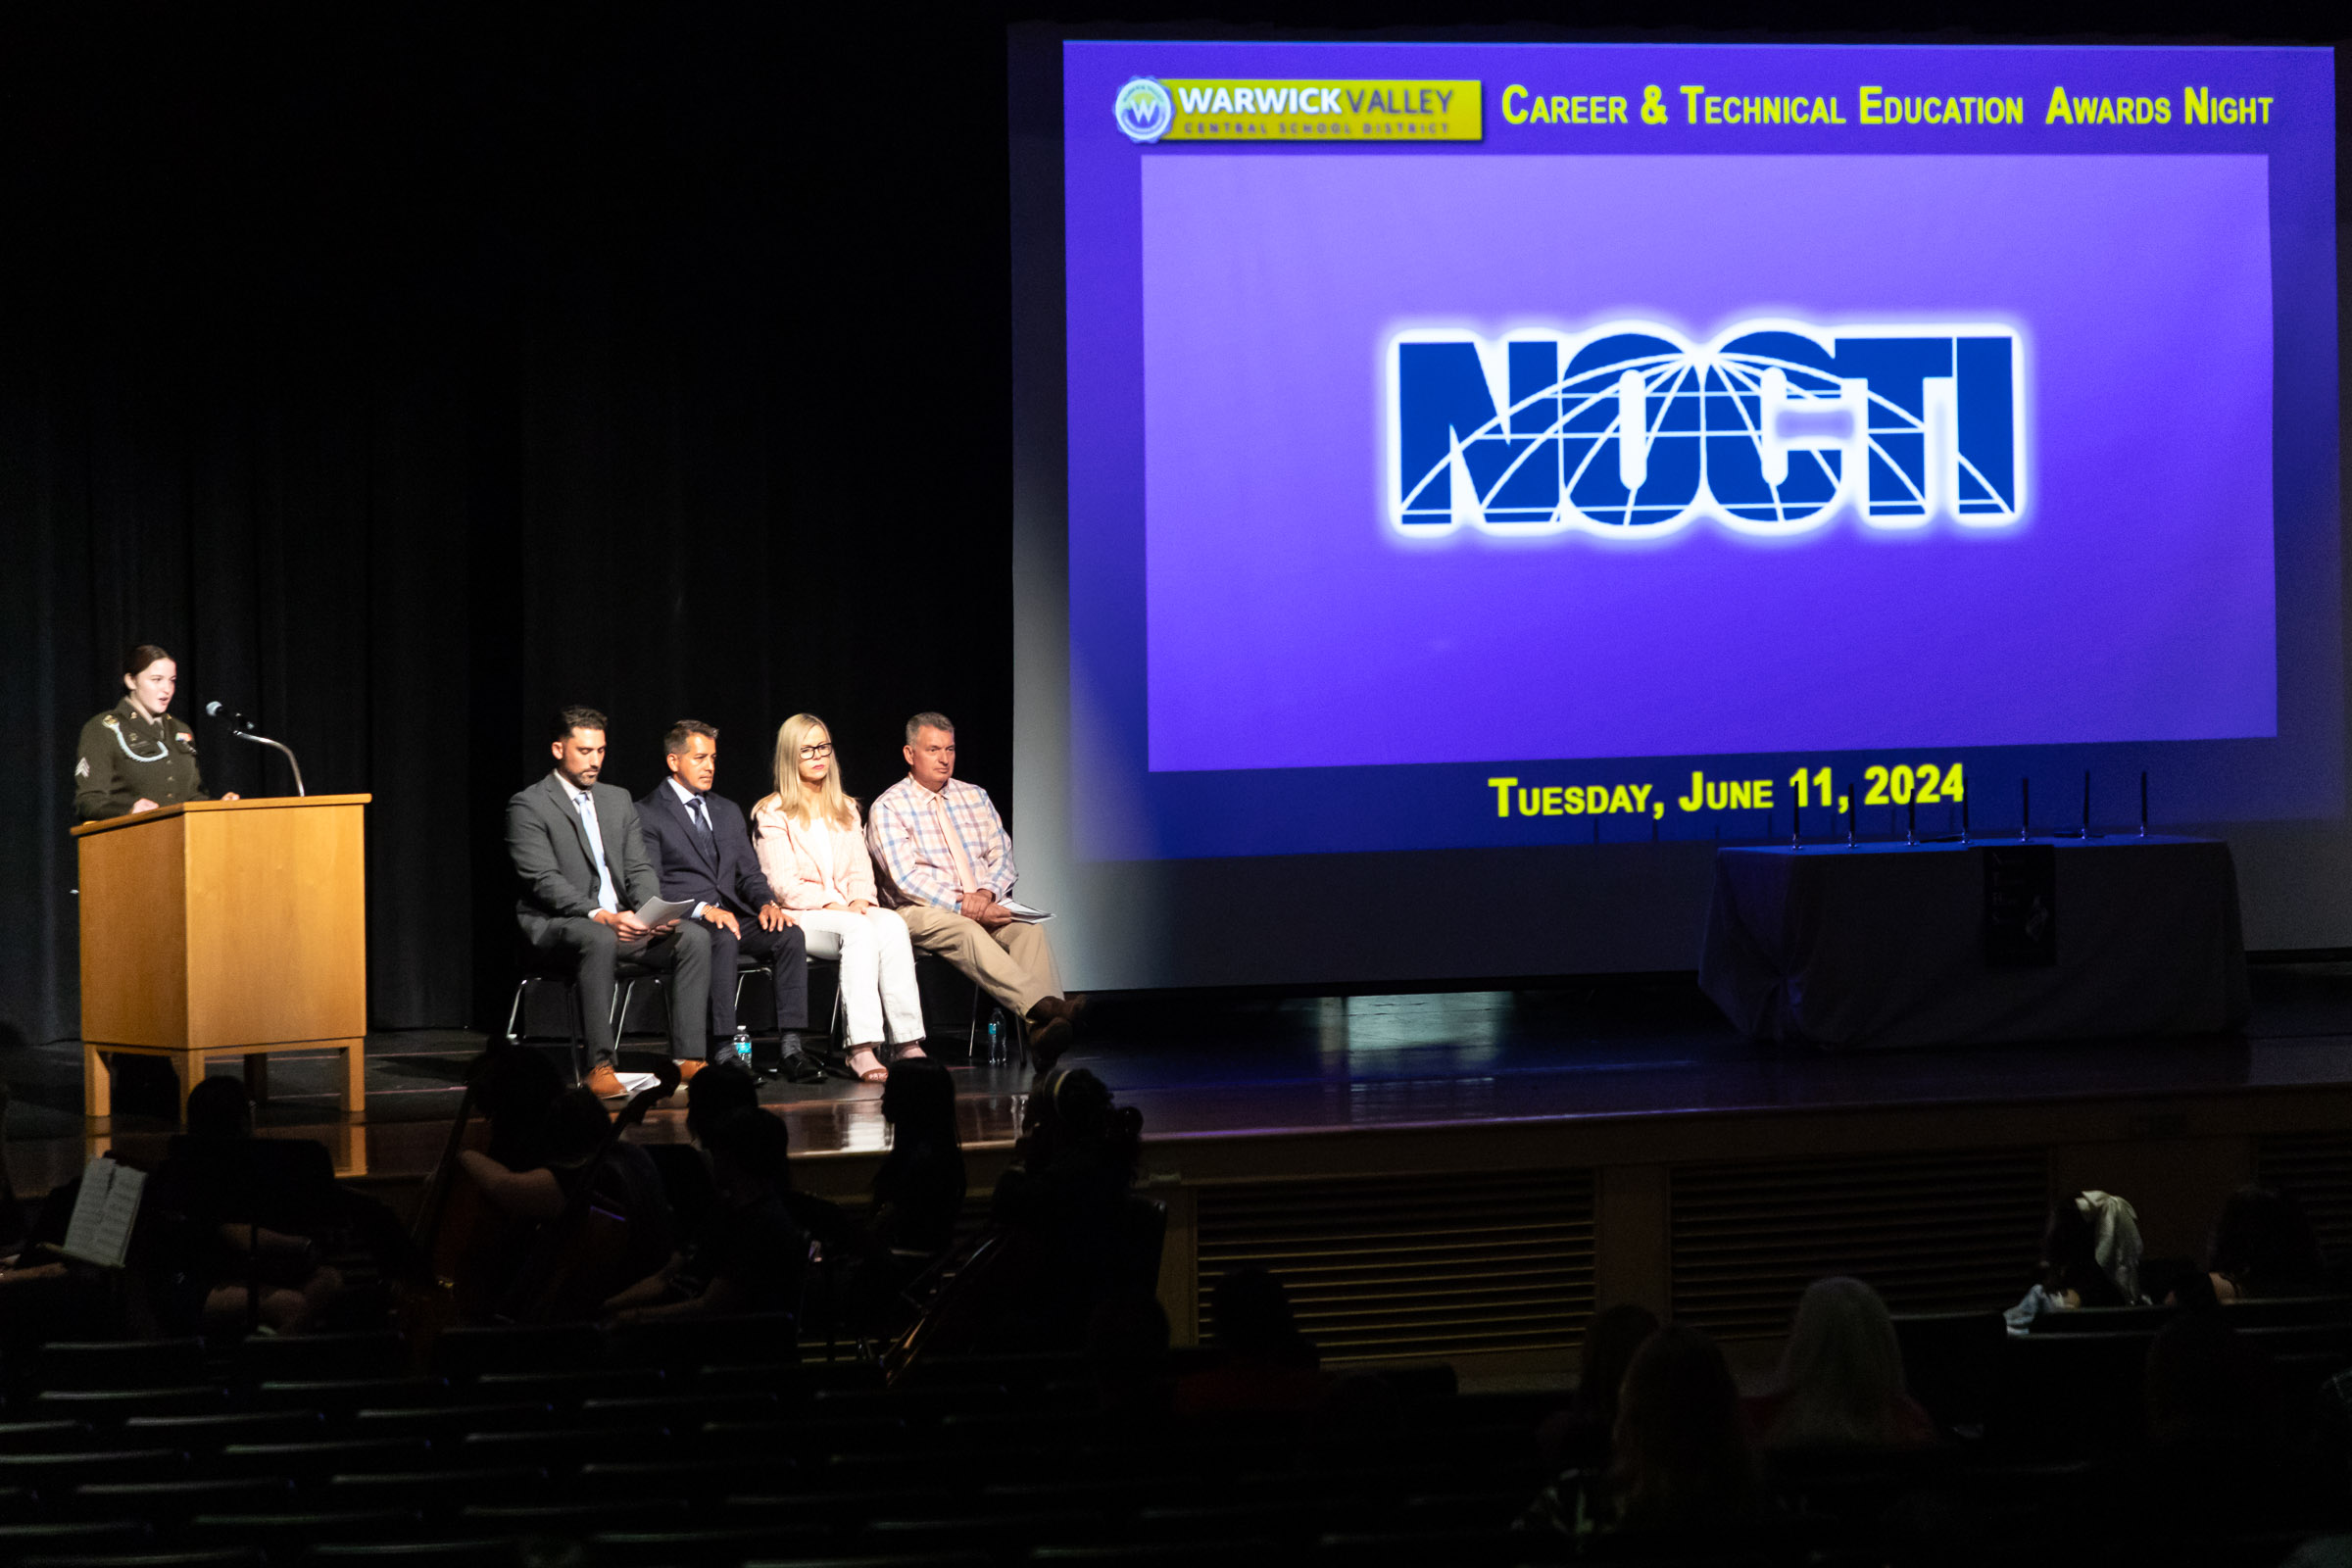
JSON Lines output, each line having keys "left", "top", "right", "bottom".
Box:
{"left": 798, "top": 743, "right": 834, "bottom": 760}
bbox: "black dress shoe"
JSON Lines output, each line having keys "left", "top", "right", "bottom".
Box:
{"left": 776, "top": 1053, "right": 827, "bottom": 1086}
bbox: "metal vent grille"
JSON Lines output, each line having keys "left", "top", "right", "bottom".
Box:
{"left": 1196, "top": 1167, "right": 1594, "bottom": 1362}
{"left": 1672, "top": 1147, "right": 2047, "bottom": 1339}
{"left": 2259, "top": 1131, "right": 2352, "bottom": 1263}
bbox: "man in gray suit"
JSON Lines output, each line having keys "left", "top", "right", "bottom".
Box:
{"left": 509, "top": 705, "right": 712, "bottom": 1098}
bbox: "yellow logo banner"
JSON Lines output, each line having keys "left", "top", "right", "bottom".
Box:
{"left": 1156, "top": 79, "right": 1482, "bottom": 142}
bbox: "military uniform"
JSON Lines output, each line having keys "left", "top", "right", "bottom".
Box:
{"left": 74, "top": 698, "right": 211, "bottom": 821}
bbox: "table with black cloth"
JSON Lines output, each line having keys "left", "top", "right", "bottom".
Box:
{"left": 1698, "top": 835, "right": 2249, "bottom": 1050}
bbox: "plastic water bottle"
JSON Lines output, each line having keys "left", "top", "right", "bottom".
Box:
{"left": 987, "top": 1007, "right": 1006, "bottom": 1066}
{"left": 731, "top": 1025, "right": 752, "bottom": 1068}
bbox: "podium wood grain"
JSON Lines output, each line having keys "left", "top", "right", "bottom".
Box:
{"left": 74, "top": 794, "right": 370, "bottom": 1120}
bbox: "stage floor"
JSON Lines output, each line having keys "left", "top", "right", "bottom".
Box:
{"left": 10, "top": 962, "right": 2352, "bottom": 1198}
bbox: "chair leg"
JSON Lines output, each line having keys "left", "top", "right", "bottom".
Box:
{"left": 566, "top": 983, "right": 589, "bottom": 1085}
{"left": 505, "top": 980, "right": 528, "bottom": 1048}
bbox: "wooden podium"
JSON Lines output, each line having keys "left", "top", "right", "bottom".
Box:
{"left": 73, "top": 795, "right": 370, "bottom": 1120}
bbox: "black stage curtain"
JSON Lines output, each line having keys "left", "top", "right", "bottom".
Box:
{"left": 0, "top": 5, "right": 1012, "bottom": 1046}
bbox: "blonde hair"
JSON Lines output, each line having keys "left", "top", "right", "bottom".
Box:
{"left": 757, "top": 712, "right": 857, "bottom": 829}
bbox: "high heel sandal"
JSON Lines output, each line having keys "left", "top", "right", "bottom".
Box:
{"left": 886, "top": 1040, "right": 928, "bottom": 1063}
{"left": 846, "top": 1047, "right": 889, "bottom": 1084}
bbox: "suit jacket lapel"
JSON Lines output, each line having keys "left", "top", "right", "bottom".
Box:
{"left": 675, "top": 788, "right": 721, "bottom": 876}
{"left": 545, "top": 773, "right": 601, "bottom": 875}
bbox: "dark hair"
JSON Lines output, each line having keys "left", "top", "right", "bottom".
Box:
{"left": 473, "top": 1048, "right": 568, "bottom": 1169}
{"left": 185, "top": 1075, "right": 252, "bottom": 1141}
{"left": 685, "top": 1060, "right": 760, "bottom": 1146}
{"left": 1018, "top": 1068, "right": 1144, "bottom": 1186}
{"left": 905, "top": 711, "right": 956, "bottom": 745}
{"left": 881, "top": 1059, "right": 961, "bottom": 1153}
{"left": 122, "top": 643, "right": 172, "bottom": 679}
{"left": 1576, "top": 1302, "right": 1662, "bottom": 1427}
{"left": 707, "top": 1106, "right": 792, "bottom": 1190}
{"left": 662, "top": 719, "right": 718, "bottom": 757}
{"left": 1613, "top": 1325, "right": 1758, "bottom": 1531}
{"left": 554, "top": 706, "right": 608, "bottom": 744}
{"left": 2041, "top": 1200, "right": 2127, "bottom": 1305}
{"left": 2207, "top": 1186, "right": 2327, "bottom": 1297}
{"left": 1210, "top": 1266, "right": 1317, "bottom": 1365}
{"left": 542, "top": 1087, "right": 612, "bottom": 1166}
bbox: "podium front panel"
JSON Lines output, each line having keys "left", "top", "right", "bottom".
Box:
{"left": 76, "top": 811, "right": 190, "bottom": 1049}
{"left": 184, "top": 801, "right": 368, "bottom": 1051}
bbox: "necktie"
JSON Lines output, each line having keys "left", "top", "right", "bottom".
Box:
{"left": 576, "top": 791, "right": 618, "bottom": 912}
{"left": 931, "top": 791, "right": 981, "bottom": 896}
{"left": 689, "top": 795, "right": 712, "bottom": 839}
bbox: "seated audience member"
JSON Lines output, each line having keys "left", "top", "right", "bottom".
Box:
{"left": 1087, "top": 1292, "right": 1175, "bottom": 1435}
{"left": 1539, "top": 1302, "right": 1661, "bottom": 1473}
{"left": 1612, "top": 1324, "right": 1762, "bottom": 1534}
{"left": 752, "top": 712, "right": 925, "bottom": 1085}
{"left": 2118, "top": 1307, "right": 2334, "bottom": 1544}
{"left": 988, "top": 1067, "right": 1149, "bottom": 1346}
{"left": 508, "top": 706, "right": 712, "bottom": 1099}
{"left": 459, "top": 1083, "right": 676, "bottom": 1313}
{"left": 1173, "top": 1266, "right": 1329, "bottom": 1418}
{"left": 144, "top": 1077, "right": 344, "bottom": 1335}
{"left": 1751, "top": 1276, "right": 1937, "bottom": 1452}
{"left": 2205, "top": 1185, "right": 2329, "bottom": 1301}
{"left": 637, "top": 720, "right": 817, "bottom": 1084}
{"left": 2006, "top": 1192, "right": 2140, "bottom": 1333}
{"left": 607, "top": 1107, "right": 808, "bottom": 1324}
{"left": 867, "top": 711, "right": 1084, "bottom": 1067}
{"left": 869, "top": 1059, "right": 966, "bottom": 1258}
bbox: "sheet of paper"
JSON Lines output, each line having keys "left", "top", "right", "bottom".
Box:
{"left": 61, "top": 1157, "right": 146, "bottom": 1268}
{"left": 632, "top": 897, "right": 696, "bottom": 926}
{"left": 997, "top": 899, "right": 1053, "bottom": 923}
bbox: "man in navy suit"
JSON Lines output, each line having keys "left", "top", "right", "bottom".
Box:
{"left": 638, "top": 719, "right": 818, "bottom": 1084}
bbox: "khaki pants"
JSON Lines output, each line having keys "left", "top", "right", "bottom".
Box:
{"left": 892, "top": 903, "right": 1064, "bottom": 1018}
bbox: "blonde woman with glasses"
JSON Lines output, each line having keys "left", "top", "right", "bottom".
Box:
{"left": 751, "top": 714, "right": 927, "bottom": 1084}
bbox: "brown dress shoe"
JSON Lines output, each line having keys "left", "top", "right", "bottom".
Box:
{"left": 1023, "top": 1000, "right": 1073, "bottom": 1068}
{"left": 676, "top": 1058, "right": 707, "bottom": 1084}
{"left": 583, "top": 1063, "right": 629, "bottom": 1100}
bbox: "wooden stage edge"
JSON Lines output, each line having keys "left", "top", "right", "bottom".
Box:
{"left": 22, "top": 1029, "right": 2352, "bottom": 1380}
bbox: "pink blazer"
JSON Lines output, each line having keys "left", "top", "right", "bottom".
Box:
{"left": 751, "top": 798, "right": 879, "bottom": 910}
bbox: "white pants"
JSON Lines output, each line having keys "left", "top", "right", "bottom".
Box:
{"left": 797, "top": 906, "right": 924, "bottom": 1049}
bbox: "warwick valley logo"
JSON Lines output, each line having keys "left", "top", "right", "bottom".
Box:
{"left": 1115, "top": 77, "right": 1483, "bottom": 142}
{"left": 1391, "top": 319, "right": 2026, "bottom": 538}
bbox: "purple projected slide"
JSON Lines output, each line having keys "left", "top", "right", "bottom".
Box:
{"left": 1141, "top": 153, "right": 2276, "bottom": 774}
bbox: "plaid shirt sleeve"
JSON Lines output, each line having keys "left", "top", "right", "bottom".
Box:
{"left": 867, "top": 782, "right": 962, "bottom": 910}
{"left": 967, "top": 784, "right": 1017, "bottom": 898}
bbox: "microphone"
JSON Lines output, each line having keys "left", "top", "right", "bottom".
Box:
{"left": 204, "top": 703, "right": 308, "bottom": 798}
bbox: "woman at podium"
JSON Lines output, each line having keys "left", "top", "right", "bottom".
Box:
{"left": 73, "top": 644, "right": 236, "bottom": 821}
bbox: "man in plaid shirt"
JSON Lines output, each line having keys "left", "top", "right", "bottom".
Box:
{"left": 866, "top": 710, "right": 1084, "bottom": 1064}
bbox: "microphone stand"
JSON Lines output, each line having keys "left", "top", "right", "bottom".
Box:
{"left": 227, "top": 730, "right": 307, "bottom": 797}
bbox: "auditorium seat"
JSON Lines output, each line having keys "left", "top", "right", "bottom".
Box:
{"left": 460, "top": 1497, "right": 692, "bottom": 1536}
{"left": 32, "top": 1340, "right": 206, "bottom": 1392}
{"left": 1993, "top": 1330, "right": 2156, "bottom": 1454}
{"left": 0, "top": 1449, "right": 189, "bottom": 1491}
{"left": 430, "top": 1324, "right": 604, "bottom": 1379}
{"left": 0, "top": 1522, "right": 155, "bottom": 1557}
{"left": 466, "top": 1366, "right": 667, "bottom": 1405}
{"left": 186, "top": 1511, "right": 424, "bottom": 1555}
{"left": 250, "top": 1378, "right": 449, "bottom": 1414}
{"left": 1887, "top": 1309, "right": 2003, "bottom": 1433}
{"left": 611, "top": 1311, "right": 799, "bottom": 1370}
{"left": 30, "top": 1386, "right": 227, "bottom": 1421}
{"left": 595, "top": 1525, "right": 812, "bottom": 1567}
{"left": 21, "top": 1548, "right": 261, "bottom": 1568}
{"left": 324, "top": 1466, "right": 551, "bottom": 1515}
{"left": 214, "top": 1437, "right": 436, "bottom": 1481}
{"left": 306, "top": 1538, "right": 514, "bottom": 1568}
{"left": 1029, "top": 1547, "right": 1282, "bottom": 1568}
{"left": 67, "top": 1477, "right": 296, "bottom": 1524}
{"left": 123, "top": 1410, "right": 329, "bottom": 1450}
{"left": 345, "top": 1403, "right": 555, "bottom": 1443}
{"left": 232, "top": 1330, "right": 409, "bottom": 1384}
{"left": 0, "top": 1420, "right": 97, "bottom": 1452}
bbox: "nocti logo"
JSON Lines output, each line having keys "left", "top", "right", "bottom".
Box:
{"left": 1389, "top": 320, "right": 2025, "bottom": 538}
